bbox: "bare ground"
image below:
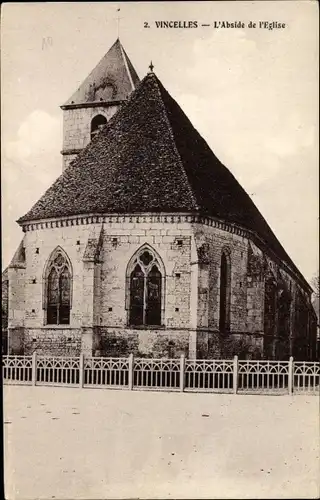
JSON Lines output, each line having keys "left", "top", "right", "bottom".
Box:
{"left": 4, "top": 385, "right": 320, "bottom": 499}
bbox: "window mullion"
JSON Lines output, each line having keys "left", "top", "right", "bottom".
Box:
{"left": 143, "top": 273, "right": 147, "bottom": 325}
{"left": 57, "top": 272, "right": 61, "bottom": 325}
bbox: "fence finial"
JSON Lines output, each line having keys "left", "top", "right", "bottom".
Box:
{"left": 288, "top": 356, "right": 294, "bottom": 395}
{"left": 233, "top": 355, "right": 239, "bottom": 394}
{"left": 128, "top": 353, "right": 134, "bottom": 390}
{"left": 180, "top": 354, "right": 186, "bottom": 392}
{"left": 32, "top": 351, "right": 37, "bottom": 386}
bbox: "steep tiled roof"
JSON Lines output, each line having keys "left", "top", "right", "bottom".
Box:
{"left": 19, "top": 73, "right": 307, "bottom": 284}
{"left": 63, "top": 39, "right": 139, "bottom": 106}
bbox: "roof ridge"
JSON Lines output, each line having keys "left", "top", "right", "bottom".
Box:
{"left": 151, "top": 74, "right": 199, "bottom": 211}
{"left": 63, "top": 40, "right": 119, "bottom": 106}
{"left": 119, "top": 41, "right": 135, "bottom": 92}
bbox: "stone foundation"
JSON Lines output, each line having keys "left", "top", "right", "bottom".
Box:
{"left": 23, "top": 328, "right": 82, "bottom": 355}
{"left": 99, "top": 327, "right": 190, "bottom": 358}
{"left": 197, "top": 330, "right": 264, "bottom": 359}
{"left": 8, "top": 327, "right": 25, "bottom": 355}
{"left": 10, "top": 326, "right": 191, "bottom": 358}
{"left": 5, "top": 326, "right": 308, "bottom": 361}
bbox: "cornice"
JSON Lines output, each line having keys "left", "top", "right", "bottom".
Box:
{"left": 60, "top": 100, "right": 124, "bottom": 111}
{"left": 60, "top": 148, "right": 83, "bottom": 156}
{"left": 20, "top": 212, "right": 245, "bottom": 234}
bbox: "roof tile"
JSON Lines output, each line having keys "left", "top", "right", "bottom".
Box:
{"left": 19, "top": 72, "right": 307, "bottom": 285}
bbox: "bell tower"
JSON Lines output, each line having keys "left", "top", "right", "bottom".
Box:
{"left": 60, "top": 38, "right": 139, "bottom": 171}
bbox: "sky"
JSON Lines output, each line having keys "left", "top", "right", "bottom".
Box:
{"left": 1, "top": 1, "right": 319, "bottom": 284}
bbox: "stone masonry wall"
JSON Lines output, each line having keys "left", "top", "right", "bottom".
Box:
{"left": 192, "top": 223, "right": 249, "bottom": 333}
{"left": 197, "top": 331, "right": 264, "bottom": 360}
{"left": 246, "top": 241, "right": 265, "bottom": 335}
{"left": 22, "top": 223, "right": 97, "bottom": 332}
{"left": 99, "top": 327, "right": 189, "bottom": 358}
{"left": 24, "top": 328, "right": 82, "bottom": 355}
{"left": 191, "top": 224, "right": 313, "bottom": 360}
{"left": 18, "top": 217, "right": 194, "bottom": 356}
{"left": 100, "top": 224, "right": 192, "bottom": 329}
{"left": 63, "top": 154, "right": 78, "bottom": 171}
{"left": 8, "top": 267, "right": 26, "bottom": 328}
{"left": 2, "top": 272, "right": 9, "bottom": 331}
{"left": 1, "top": 276, "right": 9, "bottom": 353}
{"left": 12, "top": 214, "right": 315, "bottom": 359}
{"left": 62, "top": 105, "right": 120, "bottom": 171}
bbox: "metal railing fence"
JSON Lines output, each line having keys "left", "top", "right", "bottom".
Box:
{"left": 2, "top": 354, "right": 319, "bottom": 395}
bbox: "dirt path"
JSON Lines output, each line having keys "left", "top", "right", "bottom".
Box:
{"left": 4, "top": 386, "right": 319, "bottom": 499}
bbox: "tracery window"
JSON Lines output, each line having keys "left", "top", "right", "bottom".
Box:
{"left": 219, "top": 250, "right": 231, "bottom": 333}
{"left": 127, "top": 248, "right": 164, "bottom": 327}
{"left": 44, "top": 248, "right": 72, "bottom": 325}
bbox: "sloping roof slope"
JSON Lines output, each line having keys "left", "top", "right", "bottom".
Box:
{"left": 19, "top": 72, "right": 307, "bottom": 284}
{"left": 64, "top": 38, "right": 139, "bottom": 106}
{"left": 8, "top": 238, "right": 26, "bottom": 269}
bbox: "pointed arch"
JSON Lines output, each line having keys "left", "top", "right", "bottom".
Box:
{"left": 125, "top": 244, "right": 165, "bottom": 327}
{"left": 126, "top": 243, "right": 166, "bottom": 278}
{"left": 43, "top": 247, "right": 73, "bottom": 325}
{"left": 90, "top": 114, "right": 107, "bottom": 140}
{"left": 219, "top": 248, "right": 231, "bottom": 333}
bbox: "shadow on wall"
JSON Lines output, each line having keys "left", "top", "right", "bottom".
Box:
{"left": 1, "top": 329, "right": 8, "bottom": 355}
{"left": 198, "top": 331, "right": 264, "bottom": 360}
{"left": 99, "top": 334, "right": 139, "bottom": 357}
{"left": 99, "top": 333, "right": 189, "bottom": 358}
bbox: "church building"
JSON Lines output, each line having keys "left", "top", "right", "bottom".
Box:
{"left": 4, "top": 39, "right": 317, "bottom": 360}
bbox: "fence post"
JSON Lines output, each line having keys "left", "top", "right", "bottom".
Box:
{"left": 233, "top": 355, "right": 238, "bottom": 394}
{"left": 180, "top": 354, "right": 185, "bottom": 392}
{"left": 79, "top": 354, "right": 84, "bottom": 388}
{"left": 288, "top": 356, "right": 293, "bottom": 395}
{"left": 128, "top": 353, "right": 134, "bottom": 390}
{"left": 32, "top": 351, "right": 37, "bottom": 386}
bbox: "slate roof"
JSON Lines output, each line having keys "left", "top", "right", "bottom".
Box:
{"left": 63, "top": 38, "right": 139, "bottom": 106}
{"left": 19, "top": 72, "right": 308, "bottom": 286}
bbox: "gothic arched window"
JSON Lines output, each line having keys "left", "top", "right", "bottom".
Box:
{"left": 44, "top": 248, "right": 72, "bottom": 325}
{"left": 127, "top": 247, "right": 164, "bottom": 327}
{"left": 219, "top": 250, "right": 231, "bottom": 333}
{"left": 90, "top": 114, "right": 107, "bottom": 140}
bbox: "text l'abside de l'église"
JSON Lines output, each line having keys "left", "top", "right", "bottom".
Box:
{"left": 143, "top": 21, "right": 286, "bottom": 30}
